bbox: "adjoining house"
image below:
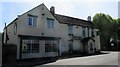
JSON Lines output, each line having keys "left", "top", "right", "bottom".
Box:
{"left": 3, "top": 3, "right": 100, "bottom": 59}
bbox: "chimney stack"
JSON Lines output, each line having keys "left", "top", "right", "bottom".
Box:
{"left": 87, "top": 16, "right": 91, "bottom": 21}
{"left": 50, "top": 6, "right": 55, "bottom": 15}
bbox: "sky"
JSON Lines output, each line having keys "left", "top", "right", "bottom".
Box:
{"left": 0, "top": 0, "right": 119, "bottom": 32}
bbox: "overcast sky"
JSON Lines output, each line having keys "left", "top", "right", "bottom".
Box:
{"left": 0, "top": 0, "right": 119, "bottom": 32}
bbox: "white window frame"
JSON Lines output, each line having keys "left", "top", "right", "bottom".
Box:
{"left": 28, "top": 16, "right": 37, "bottom": 26}
{"left": 82, "top": 27, "right": 86, "bottom": 38}
{"left": 47, "top": 18, "right": 54, "bottom": 29}
{"left": 45, "top": 40, "right": 57, "bottom": 52}
{"left": 68, "top": 25, "right": 73, "bottom": 34}
{"left": 22, "top": 40, "right": 39, "bottom": 53}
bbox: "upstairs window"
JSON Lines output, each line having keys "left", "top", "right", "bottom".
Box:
{"left": 91, "top": 29, "right": 95, "bottom": 37}
{"left": 82, "top": 27, "right": 86, "bottom": 38}
{"left": 88, "top": 28, "right": 89, "bottom": 37}
{"left": 28, "top": 15, "right": 37, "bottom": 26}
{"left": 68, "top": 24, "right": 73, "bottom": 34}
{"left": 47, "top": 18, "right": 54, "bottom": 29}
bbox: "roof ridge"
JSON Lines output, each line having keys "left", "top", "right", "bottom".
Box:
{"left": 55, "top": 14, "right": 94, "bottom": 27}
{"left": 55, "top": 14, "right": 91, "bottom": 22}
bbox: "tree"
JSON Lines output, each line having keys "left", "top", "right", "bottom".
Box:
{"left": 93, "top": 13, "right": 118, "bottom": 50}
{"left": 117, "top": 18, "right": 120, "bottom": 26}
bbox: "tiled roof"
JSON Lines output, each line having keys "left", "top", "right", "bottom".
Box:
{"left": 55, "top": 14, "right": 94, "bottom": 27}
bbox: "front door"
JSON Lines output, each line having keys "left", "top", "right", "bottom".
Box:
{"left": 83, "top": 43, "right": 87, "bottom": 53}
{"left": 88, "top": 42, "right": 95, "bottom": 54}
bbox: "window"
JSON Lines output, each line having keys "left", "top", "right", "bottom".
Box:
{"left": 88, "top": 28, "right": 89, "bottom": 37}
{"left": 28, "top": 15, "right": 37, "bottom": 26}
{"left": 22, "top": 40, "right": 39, "bottom": 53}
{"left": 45, "top": 44, "right": 51, "bottom": 52}
{"left": 82, "top": 27, "right": 85, "bottom": 38}
{"left": 28, "top": 17, "right": 32, "bottom": 25}
{"left": 68, "top": 25, "right": 73, "bottom": 34}
{"left": 14, "top": 23, "right": 17, "bottom": 34}
{"left": 47, "top": 18, "right": 54, "bottom": 28}
{"left": 45, "top": 40, "right": 57, "bottom": 52}
{"left": 91, "top": 29, "right": 95, "bottom": 37}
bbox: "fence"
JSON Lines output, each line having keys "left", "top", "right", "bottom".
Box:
{"left": 2, "top": 44, "right": 17, "bottom": 64}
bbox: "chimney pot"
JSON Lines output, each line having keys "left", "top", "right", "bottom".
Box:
{"left": 50, "top": 6, "right": 55, "bottom": 15}
{"left": 87, "top": 16, "right": 91, "bottom": 21}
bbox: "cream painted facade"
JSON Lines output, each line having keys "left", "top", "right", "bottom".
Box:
{"left": 3, "top": 4, "right": 100, "bottom": 59}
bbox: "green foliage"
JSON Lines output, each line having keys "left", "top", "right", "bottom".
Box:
{"left": 93, "top": 13, "right": 119, "bottom": 50}
{"left": 117, "top": 18, "right": 120, "bottom": 26}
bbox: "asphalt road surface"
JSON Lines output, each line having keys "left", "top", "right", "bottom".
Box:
{"left": 42, "top": 51, "right": 119, "bottom": 65}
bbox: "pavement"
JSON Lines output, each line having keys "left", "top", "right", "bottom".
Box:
{"left": 2, "top": 57, "right": 58, "bottom": 67}
{"left": 35, "top": 51, "right": 119, "bottom": 67}
{"left": 2, "top": 51, "right": 119, "bottom": 67}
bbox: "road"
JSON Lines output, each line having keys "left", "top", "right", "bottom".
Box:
{"left": 40, "top": 51, "right": 119, "bottom": 65}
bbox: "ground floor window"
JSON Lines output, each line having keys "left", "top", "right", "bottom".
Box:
{"left": 45, "top": 40, "right": 57, "bottom": 52}
{"left": 22, "top": 40, "right": 39, "bottom": 53}
{"left": 68, "top": 40, "right": 73, "bottom": 52}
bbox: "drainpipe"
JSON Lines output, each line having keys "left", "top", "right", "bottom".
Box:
{"left": 5, "top": 23, "right": 7, "bottom": 44}
{"left": 19, "top": 39, "right": 22, "bottom": 60}
{"left": 57, "top": 40, "right": 60, "bottom": 56}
